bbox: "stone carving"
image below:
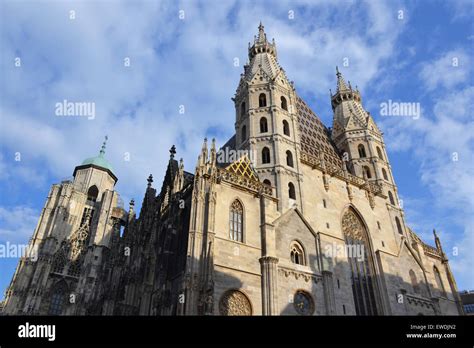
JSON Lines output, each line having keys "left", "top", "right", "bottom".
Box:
{"left": 219, "top": 290, "right": 252, "bottom": 316}
{"left": 342, "top": 209, "right": 365, "bottom": 240}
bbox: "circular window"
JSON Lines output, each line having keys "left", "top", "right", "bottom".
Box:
{"left": 219, "top": 290, "right": 252, "bottom": 316}
{"left": 293, "top": 290, "right": 314, "bottom": 315}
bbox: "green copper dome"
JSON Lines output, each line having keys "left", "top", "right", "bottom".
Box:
{"left": 76, "top": 136, "right": 116, "bottom": 179}
{"left": 81, "top": 153, "right": 115, "bottom": 173}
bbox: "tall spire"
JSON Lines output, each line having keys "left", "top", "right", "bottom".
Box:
{"left": 99, "top": 135, "right": 108, "bottom": 156}
{"left": 335, "top": 66, "right": 348, "bottom": 91}
{"left": 257, "top": 21, "right": 266, "bottom": 43}
{"left": 248, "top": 22, "right": 277, "bottom": 60}
{"left": 330, "top": 67, "right": 362, "bottom": 111}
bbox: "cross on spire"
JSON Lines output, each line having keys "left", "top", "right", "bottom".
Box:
{"left": 169, "top": 145, "right": 176, "bottom": 159}
{"left": 147, "top": 174, "right": 153, "bottom": 187}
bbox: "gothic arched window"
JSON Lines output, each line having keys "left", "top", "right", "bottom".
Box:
{"left": 51, "top": 249, "right": 67, "bottom": 274}
{"left": 290, "top": 241, "right": 305, "bottom": 265}
{"left": 409, "top": 269, "right": 420, "bottom": 294}
{"left": 363, "top": 166, "right": 372, "bottom": 179}
{"left": 263, "top": 179, "right": 271, "bottom": 186}
{"left": 288, "top": 182, "right": 296, "bottom": 200}
{"left": 395, "top": 217, "right": 403, "bottom": 235}
{"left": 229, "top": 200, "right": 244, "bottom": 242}
{"left": 342, "top": 208, "right": 379, "bottom": 315}
{"left": 87, "top": 185, "right": 98, "bottom": 202}
{"left": 281, "top": 96, "right": 288, "bottom": 111}
{"left": 49, "top": 281, "right": 67, "bottom": 315}
{"left": 241, "top": 125, "right": 247, "bottom": 143}
{"left": 286, "top": 150, "right": 294, "bottom": 167}
{"left": 382, "top": 168, "right": 388, "bottom": 181}
{"left": 283, "top": 120, "right": 290, "bottom": 136}
{"left": 259, "top": 93, "right": 267, "bottom": 107}
{"left": 358, "top": 144, "right": 367, "bottom": 158}
{"left": 262, "top": 147, "right": 271, "bottom": 164}
{"left": 260, "top": 117, "right": 268, "bottom": 133}
{"left": 388, "top": 191, "right": 395, "bottom": 205}
{"left": 219, "top": 290, "right": 252, "bottom": 316}
{"left": 433, "top": 266, "right": 447, "bottom": 298}
{"left": 68, "top": 260, "right": 82, "bottom": 278}
{"left": 376, "top": 146, "right": 384, "bottom": 160}
{"left": 240, "top": 101, "right": 246, "bottom": 118}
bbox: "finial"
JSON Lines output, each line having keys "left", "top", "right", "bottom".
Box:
{"left": 130, "top": 199, "right": 135, "bottom": 206}
{"left": 99, "top": 135, "right": 108, "bottom": 156}
{"left": 147, "top": 174, "right": 153, "bottom": 187}
{"left": 257, "top": 22, "right": 265, "bottom": 42}
{"left": 170, "top": 145, "right": 176, "bottom": 159}
{"left": 336, "top": 66, "right": 340, "bottom": 76}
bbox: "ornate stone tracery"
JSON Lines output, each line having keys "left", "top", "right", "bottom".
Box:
{"left": 342, "top": 209, "right": 365, "bottom": 240}
{"left": 219, "top": 290, "right": 252, "bottom": 316}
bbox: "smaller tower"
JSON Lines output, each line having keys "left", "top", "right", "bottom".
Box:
{"left": 2, "top": 137, "right": 123, "bottom": 315}
{"left": 330, "top": 68, "right": 406, "bottom": 236}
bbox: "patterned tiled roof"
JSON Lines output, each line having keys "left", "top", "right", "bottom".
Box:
{"left": 296, "top": 96, "right": 342, "bottom": 168}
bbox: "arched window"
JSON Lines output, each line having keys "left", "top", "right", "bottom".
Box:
{"left": 49, "top": 281, "right": 67, "bottom": 315}
{"left": 358, "top": 144, "right": 367, "bottom": 158}
{"left": 290, "top": 241, "right": 305, "bottom": 265}
{"left": 433, "top": 266, "right": 447, "bottom": 297}
{"left": 240, "top": 102, "right": 246, "bottom": 118}
{"left": 342, "top": 208, "right": 379, "bottom": 315}
{"left": 219, "top": 290, "right": 252, "bottom": 316}
{"left": 409, "top": 269, "right": 420, "bottom": 294}
{"left": 263, "top": 179, "right": 271, "bottom": 186}
{"left": 262, "top": 147, "right": 271, "bottom": 164}
{"left": 382, "top": 168, "right": 388, "bottom": 181}
{"left": 281, "top": 96, "right": 288, "bottom": 111}
{"left": 259, "top": 93, "right": 267, "bottom": 107}
{"left": 229, "top": 200, "right": 244, "bottom": 242}
{"left": 395, "top": 217, "right": 403, "bottom": 235}
{"left": 283, "top": 120, "right": 290, "bottom": 136}
{"left": 241, "top": 125, "right": 247, "bottom": 143}
{"left": 288, "top": 182, "right": 296, "bottom": 199}
{"left": 286, "top": 150, "right": 294, "bottom": 167}
{"left": 363, "top": 166, "right": 372, "bottom": 179}
{"left": 51, "top": 249, "right": 66, "bottom": 274}
{"left": 388, "top": 191, "right": 395, "bottom": 205}
{"left": 260, "top": 117, "right": 268, "bottom": 133}
{"left": 87, "top": 185, "right": 98, "bottom": 202}
{"left": 376, "top": 146, "right": 384, "bottom": 160}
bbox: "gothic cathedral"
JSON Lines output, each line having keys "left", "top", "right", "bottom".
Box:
{"left": 2, "top": 24, "right": 463, "bottom": 316}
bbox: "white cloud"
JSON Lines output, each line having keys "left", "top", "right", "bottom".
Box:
{"left": 0, "top": 0, "right": 406, "bottom": 204}
{"left": 0, "top": 205, "right": 39, "bottom": 244}
{"left": 419, "top": 49, "right": 470, "bottom": 91}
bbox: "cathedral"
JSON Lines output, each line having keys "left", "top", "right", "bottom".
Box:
{"left": 2, "top": 24, "right": 464, "bottom": 316}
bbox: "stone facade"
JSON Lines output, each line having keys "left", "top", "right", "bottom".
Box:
{"left": 2, "top": 24, "right": 464, "bottom": 316}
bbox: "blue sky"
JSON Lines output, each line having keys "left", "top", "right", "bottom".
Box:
{"left": 0, "top": 0, "right": 473, "bottom": 297}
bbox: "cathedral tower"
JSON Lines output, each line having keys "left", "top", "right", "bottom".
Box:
{"left": 2, "top": 137, "right": 126, "bottom": 315}
{"left": 330, "top": 68, "right": 407, "bottom": 238}
{"left": 233, "top": 23, "right": 302, "bottom": 212}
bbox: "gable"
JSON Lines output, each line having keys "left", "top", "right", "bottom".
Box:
{"left": 225, "top": 154, "right": 259, "bottom": 181}
{"left": 272, "top": 208, "right": 318, "bottom": 267}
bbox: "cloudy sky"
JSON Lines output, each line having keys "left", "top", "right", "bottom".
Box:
{"left": 0, "top": 0, "right": 473, "bottom": 296}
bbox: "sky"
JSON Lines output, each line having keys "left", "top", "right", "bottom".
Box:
{"left": 0, "top": 0, "right": 473, "bottom": 298}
